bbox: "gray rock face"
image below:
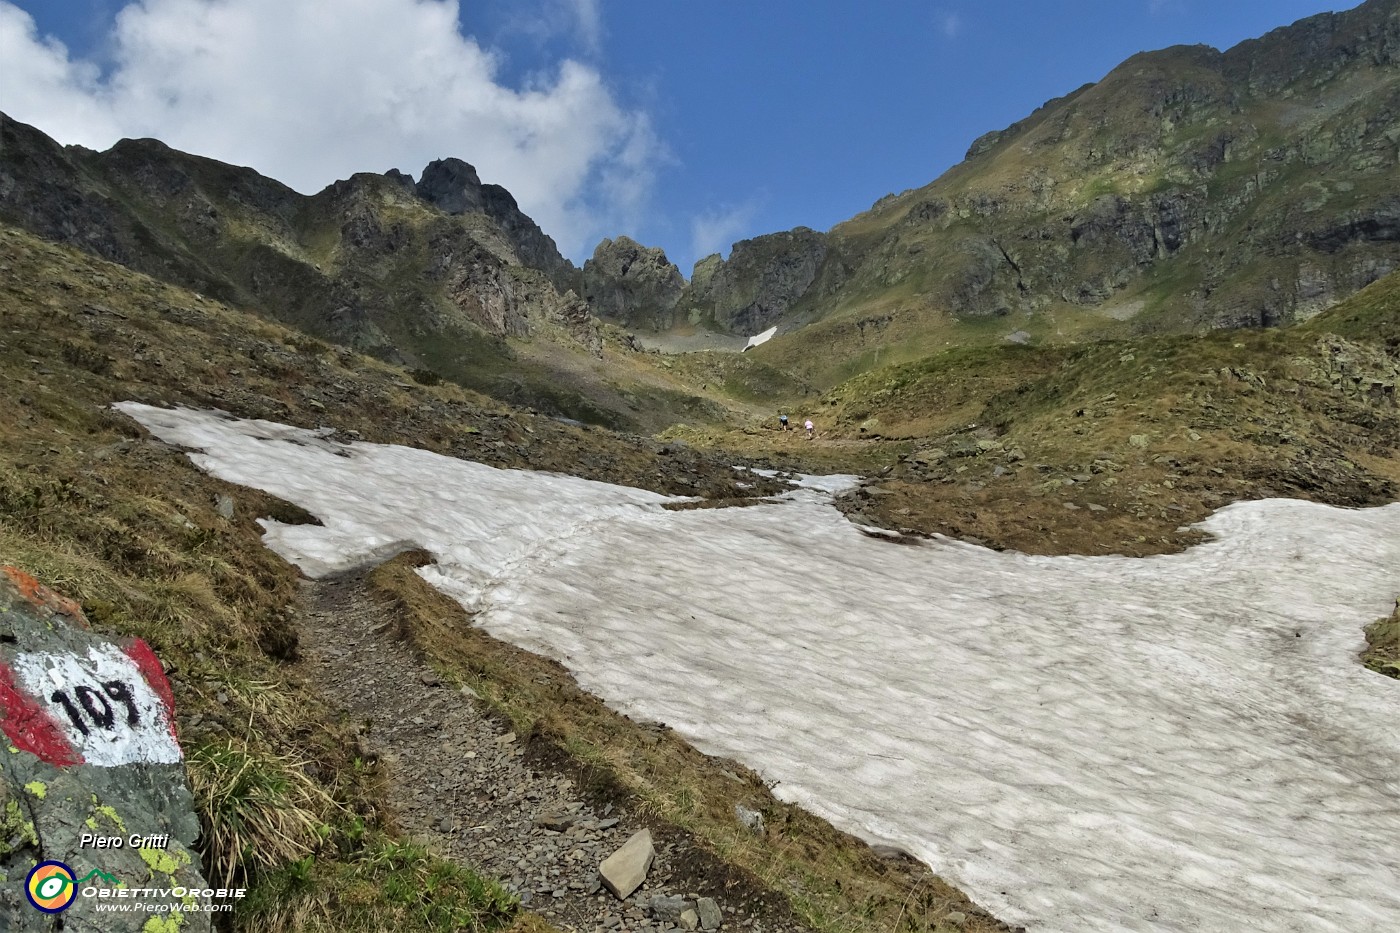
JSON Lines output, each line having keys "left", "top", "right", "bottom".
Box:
{"left": 696, "top": 896, "right": 723, "bottom": 930}
{"left": 648, "top": 894, "right": 693, "bottom": 923}
{"left": 415, "top": 158, "right": 579, "bottom": 292}
{"left": 734, "top": 802, "right": 765, "bottom": 834}
{"left": 598, "top": 828, "right": 654, "bottom": 900}
{"left": 680, "top": 227, "right": 830, "bottom": 334}
{"left": 0, "top": 567, "right": 210, "bottom": 932}
{"left": 414, "top": 158, "right": 487, "bottom": 214}
{"left": 582, "top": 236, "right": 685, "bottom": 330}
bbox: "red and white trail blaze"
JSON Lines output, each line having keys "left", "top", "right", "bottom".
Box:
{"left": 2, "top": 641, "right": 181, "bottom": 767}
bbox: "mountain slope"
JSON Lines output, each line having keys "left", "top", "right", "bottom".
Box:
{"left": 800, "top": 268, "right": 1400, "bottom": 555}
{"left": 0, "top": 113, "right": 697, "bottom": 427}
{"left": 0, "top": 220, "right": 1014, "bottom": 933}
{"left": 643, "top": 0, "right": 1400, "bottom": 386}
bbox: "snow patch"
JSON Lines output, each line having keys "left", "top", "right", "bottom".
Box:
{"left": 743, "top": 326, "right": 777, "bottom": 351}
{"left": 117, "top": 404, "right": 1400, "bottom": 933}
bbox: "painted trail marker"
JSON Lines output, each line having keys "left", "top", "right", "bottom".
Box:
{"left": 0, "top": 566, "right": 209, "bottom": 932}
{"left": 5, "top": 643, "right": 181, "bottom": 768}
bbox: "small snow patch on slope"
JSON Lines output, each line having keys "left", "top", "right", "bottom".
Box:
{"left": 743, "top": 326, "right": 777, "bottom": 351}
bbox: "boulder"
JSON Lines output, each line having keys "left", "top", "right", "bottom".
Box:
{"left": 0, "top": 567, "right": 211, "bottom": 931}
{"left": 649, "top": 894, "right": 693, "bottom": 923}
{"left": 697, "top": 896, "right": 723, "bottom": 930}
{"left": 598, "top": 828, "right": 654, "bottom": 900}
{"left": 734, "top": 803, "right": 765, "bottom": 834}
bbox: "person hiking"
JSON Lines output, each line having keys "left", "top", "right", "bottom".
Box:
{"left": 779, "top": 413, "right": 790, "bottom": 431}
{"left": 804, "top": 419, "right": 814, "bottom": 439}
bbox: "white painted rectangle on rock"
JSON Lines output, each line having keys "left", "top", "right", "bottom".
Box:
{"left": 11, "top": 645, "right": 182, "bottom": 767}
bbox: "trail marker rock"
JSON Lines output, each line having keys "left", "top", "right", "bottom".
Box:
{"left": 598, "top": 828, "right": 654, "bottom": 900}
{"left": 0, "top": 567, "right": 211, "bottom": 931}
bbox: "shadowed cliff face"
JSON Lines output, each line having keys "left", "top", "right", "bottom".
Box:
{"left": 415, "top": 157, "right": 580, "bottom": 295}
{"left": 582, "top": 235, "right": 685, "bottom": 330}
{"left": 681, "top": 228, "right": 830, "bottom": 335}
{"left": 596, "top": 0, "right": 1400, "bottom": 369}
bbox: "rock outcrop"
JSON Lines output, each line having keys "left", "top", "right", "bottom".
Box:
{"left": 416, "top": 158, "right": 580, "bottom": 293}
{"left": 0, "top": 567, "right": 210, "bottom": 931}
{"left": 582, "top": 236, "right": 685, "bottom": 330}
{"left": 679, "top": 227, "right": 830, "bottom": 334}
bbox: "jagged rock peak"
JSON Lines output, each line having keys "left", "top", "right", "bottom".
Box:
{"left": 415, "top": 157, "right": 487, "bottom": 214}
{"left": 681, "top": 227, "right": 829, "bottom": 335}
{"left": 414, "top": 157, "right": 577, "bottom": 292}
{"left": 384, "top": 167, "right": 416, "bottom": 193}
{"left": 582, "top": 236, "right": 685, "bottom": 331}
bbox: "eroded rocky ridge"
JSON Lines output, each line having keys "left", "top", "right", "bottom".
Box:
{"left": 415, "top": 157, "right": 580, "bottom": 294}
{"left": 680, "top": 228, "right": 830, "bottom": 335}
{"left": 0, "top": 115, "right": 598, "bottom": 385}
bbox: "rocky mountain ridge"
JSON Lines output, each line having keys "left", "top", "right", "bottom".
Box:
{"left": 0, "top": 113, "right": 618, "bottom": 417}
{"left": 4, "top": 0, "right": 1399, "bottom": 402}
{"left": 582, "top": 236, "right": 685, "bottom": 330}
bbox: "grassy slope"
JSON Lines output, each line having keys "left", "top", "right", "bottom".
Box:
{"left": 1303, "top": 265, "right": 1400, "bottom": 343}
{"left": 0, "top": 225, "right": 546, "bottom": 932}
{"left": 1364, "top": 600, "right": 1400, "bottom": 678}
{"left": 0, "top": 222, "right": 1011, "bottom": 932}
{"left": 743, "top": 7, "right": 1400, "bottom": 390}
{"left": 694, "top": 271, "right": 1400, "bottom": 560}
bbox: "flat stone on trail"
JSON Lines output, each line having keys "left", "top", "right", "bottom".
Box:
{"left": 535, "top": 810, "right": 576, "bottom": 832}
{"left": 599, "top": 828, "right": 655, "bottom": 900}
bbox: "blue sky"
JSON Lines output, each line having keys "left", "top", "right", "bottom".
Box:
{"left": 0, "top": 0, "right": 1364, "bottom": 272}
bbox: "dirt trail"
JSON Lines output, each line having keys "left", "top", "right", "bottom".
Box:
{"left": 294, "top": 570, "right": 813, "bottom": 933}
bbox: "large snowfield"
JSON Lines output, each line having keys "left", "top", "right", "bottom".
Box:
{"left": 120, "top": 404, "right": 1400, "bottom": 933}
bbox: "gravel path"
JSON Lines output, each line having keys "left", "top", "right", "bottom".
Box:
{"left": 295, "top": 571, "right": 814, "bottom": 933}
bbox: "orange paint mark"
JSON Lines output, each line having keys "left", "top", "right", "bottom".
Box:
{"left": 1, "top": 567, "right": 89, "bottom": 626}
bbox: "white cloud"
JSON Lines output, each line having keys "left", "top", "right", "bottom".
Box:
{"left": 483, "top": 0, "right": 603, "bottom": 60}
{"left": 689, "top": 201, "right": 760, "bottom": 267}
{"left": 0, "top": 0, "right": 660, "bottom": 260}
{"left": 941, "top": 12, "right": 962, "bottom": 39}
{"left": 566, "top": 0, "right": 603, "bottom": 54}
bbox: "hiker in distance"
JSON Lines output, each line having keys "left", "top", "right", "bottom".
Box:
{"left": 779, "top": 413, "right": 790, "bottom": 431}
{"left": 805, "top": 419, "right": 815, "bottom": 439}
